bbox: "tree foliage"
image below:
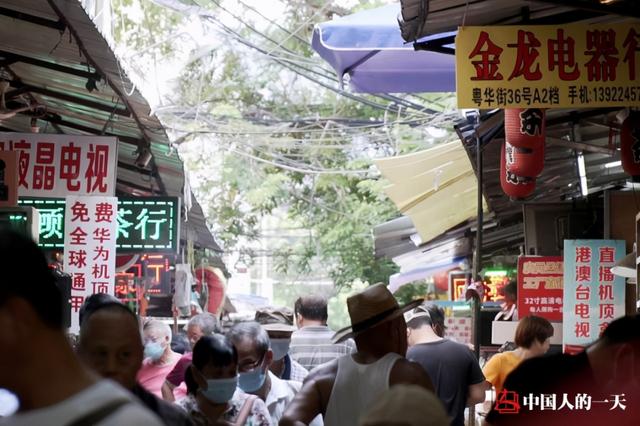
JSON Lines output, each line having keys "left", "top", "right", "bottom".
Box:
{"left": 112, "top": 0, "right": 456, "bottom": 290}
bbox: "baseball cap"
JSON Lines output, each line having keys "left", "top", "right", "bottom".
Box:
{"left": 404, "top": 305, "right": 431, "bottom": 324}
{"left": 254, "top": 306, "right": 297, "bottom": 332}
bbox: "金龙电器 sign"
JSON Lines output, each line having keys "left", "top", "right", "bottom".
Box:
{"left": 456, "top": 23, "right": 640, "bottom": 108}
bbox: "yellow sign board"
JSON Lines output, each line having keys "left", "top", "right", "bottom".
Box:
{"left": 456, "top": 23, "right": 640, "bottom": 108}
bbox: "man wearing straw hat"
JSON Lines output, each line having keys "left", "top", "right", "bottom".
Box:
{"left": 280, "top": 283, "right": 435, "bottom": 426}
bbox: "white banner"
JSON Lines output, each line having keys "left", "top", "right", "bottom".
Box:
{"left": 0, "top": 133, "right": 117, "bottom": 198}
{"left": 64, "top": 196, "right": 118, "bottom": 332}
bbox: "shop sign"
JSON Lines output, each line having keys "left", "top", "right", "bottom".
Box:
{"left": 517, "top": 256, "right": 563, "bottom": 321}
{"left": 18, "top": 197, "right": 180, "bottom": 252}
{"left": 64, "top": 195, "right": 118, "bottom": 332}
{"left": 444, "top": 317, "right": 472, "bottom": 345}
{"left": 449, "top": 270, "right": 471, "bottom": 300}
{"left": 0, "top": 133, "right": 117, "bottom": 198}
{"left": 563, "top": 240, "right": 625, "bottom": 353}
{"left": 456, "top": 24, "right": 640, "bottom": 108}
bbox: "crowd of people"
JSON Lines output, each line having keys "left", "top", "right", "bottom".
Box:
{"left": 1, "top": 229, "right": 640, "bottom": 426}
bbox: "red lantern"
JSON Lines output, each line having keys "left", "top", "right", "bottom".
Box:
{"left": 500, "top": 141, "right": 535, "bottom": 199}
{"left": 621, "top": 111, "right": 640, "bottom": 177}
{"left": 194, "top": 266, "right": 225, "bottom": 314}
{"left": 504, "top": 108, "right": 546, "bottom": 149}
{"left": 504, "top": 140, "right": 544, "bottom": 177}
{"left": 433, "top": 270, "right": 450, "bottom": 292}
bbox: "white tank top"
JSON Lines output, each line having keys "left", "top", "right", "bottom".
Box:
{"left": 324, "top": 352, "right": 402, "bottom": 426}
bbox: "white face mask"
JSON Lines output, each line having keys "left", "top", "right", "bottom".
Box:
{"left": 270, "top": 338, "right": 291, "bottom": 361}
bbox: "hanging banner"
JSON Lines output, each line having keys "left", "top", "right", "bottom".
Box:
{"left": 456, "top": 23, "right": 640, "bottom": 108}
{"left": 64, "top": 196, "right": 118, "bottom": 332}
{"left": 18, "top": 197, "right": 180, "bottom": 252}
{"left": 517, "top": 256, "right": 563, "bottom": 321}
{"left": 0, "top": 133, "right": 117, "bottom": 198}
{"left": 562, "top": 240, "right": 625, "bottom": 353}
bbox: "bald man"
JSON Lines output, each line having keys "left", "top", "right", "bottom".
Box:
{"left": 78, "top": 300, "right": 192, "bottom": 426}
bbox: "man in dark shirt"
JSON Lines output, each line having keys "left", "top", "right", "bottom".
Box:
{"left": 486, "top": 314, "right": 640, "bottom": 426}
{"left": 405, "top": 304, "right": 488, "bottom": 426}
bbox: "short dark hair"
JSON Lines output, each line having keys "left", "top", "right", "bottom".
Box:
{"left": 514, "top": 315, "right": 554, "bottom": 348}
{"left": 406, "top": 304, "right": 445, "bottom": 330}
{"left": 227, "top": 321, "right": 270, "bottom": 357}
{"left": 601, "top": 315, "right": 640, "bottom": 344}
{"left": 186, "top": 334, "right": 237, "bottom": 395}
{"left": 294, "top": 295, "right": 328, "bottom": 322}
{"left": 504, "top": 281, "right": 517, "bottom": 298}
{"left": 78, "top": 301, "right": 139, "bottom": 345}
{"left": 0, "top": 230, "right": 62, "bottom": 328}
{"left": 78, "top": 293, "right": 123, "bottom": 326}
{"left": 171, "top": 332, "right": 190, "bottom": 354}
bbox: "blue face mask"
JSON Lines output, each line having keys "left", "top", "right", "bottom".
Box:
{"left": 270, "top": 339, "right": 291, "bottom": 361}
{"left": 144, "top": 341, "right": 164, "bottom": 361}
{"left": 200, "top": 376, "right": 238, "bottom": 404}
{"left": 238, "top": 364, "right": 267, "bottom": 393}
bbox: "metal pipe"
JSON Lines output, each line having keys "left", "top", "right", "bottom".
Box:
{"left": 474, "top": 134, "right": 483, "bottom": 361}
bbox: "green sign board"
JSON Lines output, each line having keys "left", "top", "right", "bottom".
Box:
{"left": 18, "top": 197, "right": 180, "bottom": 253}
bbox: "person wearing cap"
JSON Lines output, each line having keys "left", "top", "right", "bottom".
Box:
{"left": 255, "top": 307, "right": 309, "bottom": 382}
{"left": 405, "top": 304, "right": 488, "bottom": 426}
{"left": 280, "top": 283, "right": 434, "bottom": 426}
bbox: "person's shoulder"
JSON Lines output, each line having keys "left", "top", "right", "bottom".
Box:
{"left": 153, "top": 395, "right": 194, "bottom": 425}
{"left": 102, "top": 403, "right": 165, "bottom": 425}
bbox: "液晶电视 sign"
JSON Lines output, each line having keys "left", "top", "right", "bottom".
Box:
{"left": 18, "top": 197, "right": 180, "bottom": 253}
{"left": 0, "top": 133, "right": 117, "bottom": 198}
{"left": 456, "top": 23, "right": 640, "bottom": 108}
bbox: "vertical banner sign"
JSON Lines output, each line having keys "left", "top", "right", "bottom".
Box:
{"left": 456, "top": 24, "right": 640, "bottom": 108}
{"left": 0, "top": 133, "right": 117, "bottom": 197}
{"left": 563, "top": 240, "right": 625, "bottom": 353}
{"left": 64, "top": 196, "right": 118, "bottom": 332}
{"left": 517, "top": 256, "right": 563, "bottom": 321}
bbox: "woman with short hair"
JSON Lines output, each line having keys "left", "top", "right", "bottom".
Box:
{"left": 176, "top": 335, "right": 271, "bottom": 426}
{"left": 483, "top": 315, "right": 554, "bottom": 394}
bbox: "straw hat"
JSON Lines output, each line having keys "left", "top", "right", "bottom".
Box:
{"left": 332, "top": 283, "right": 423, "bottom": 343}
{"left": 359, "top": 384, "right": 450, "bottom": 426}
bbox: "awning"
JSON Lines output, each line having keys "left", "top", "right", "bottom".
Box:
{"left": 0, "top": 0, "right": 222, "bottom": 253}
{"left": 374, "top": 141, "right": 488, "bottom": 245}
{"left": 388, "top": 255, "right": 467, "bottom": 293}
{"left": 311, "top": 3, "right": 455, "bottom": 93}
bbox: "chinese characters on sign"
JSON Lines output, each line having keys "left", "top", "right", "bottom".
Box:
{"left": 563, "top": 240, "right": 625, "bottom": 353}
{"left": 444, "top": 317, "right": 472, "bottom": 345}
{"left": 456, "top": 24, "right": 640, "bottom": 108}
{"left": 0, "top": 133, "right": 117, "bottom": 198}
{"left": 517, "top": 257, "right": 563, "bottom": 321}
{"left": 64, "top": 196, "right": 118, "bottom": 332}
{"left": 18, "top": 197, "right": 180, "bottom": 253}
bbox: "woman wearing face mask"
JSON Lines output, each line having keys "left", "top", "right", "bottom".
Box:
{"left": 177, "top": 334, "right": 271, "bottom": 426}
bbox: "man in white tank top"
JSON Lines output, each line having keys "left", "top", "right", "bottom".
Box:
{"left": 280, "top": 283, "right": 435, "bottom": 426}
